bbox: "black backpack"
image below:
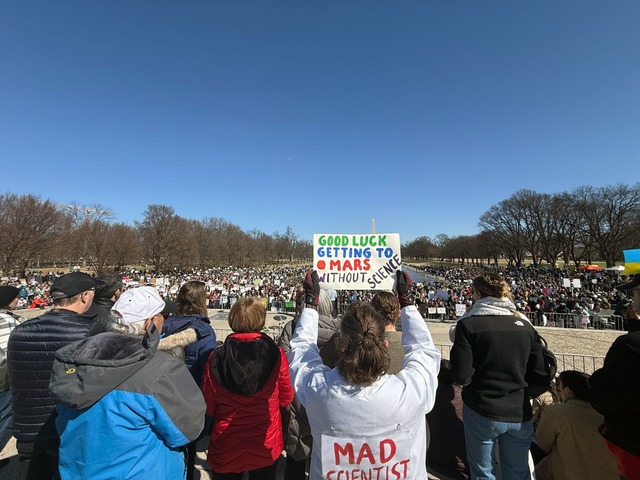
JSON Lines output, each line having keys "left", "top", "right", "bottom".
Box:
{"left": 525, "top": 331, "right": 558, "bottom": 398}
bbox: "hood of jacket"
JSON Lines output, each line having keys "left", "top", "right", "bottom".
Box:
{"left": 461, "top": 296, "right": 517, "bottom": 318}
{"left": 49, "top": 327, "right": 159, "bottom": 410}
{"left": 163, "top": 313, "right": 210, "bottom": 336}
{"left": 211, "top": 332, "right": 280, "bottom": 396}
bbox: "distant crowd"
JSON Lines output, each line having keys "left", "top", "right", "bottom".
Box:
{"left": 3, "top": 264, "right": 636, "bottom": 331}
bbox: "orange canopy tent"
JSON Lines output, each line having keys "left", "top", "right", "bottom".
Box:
{"left": 577, "top": 264, "right": 603, "bottom": 271}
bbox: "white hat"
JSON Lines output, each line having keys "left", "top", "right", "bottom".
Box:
{"left": 111, "top": 286, "right": 165, "bottom": 325}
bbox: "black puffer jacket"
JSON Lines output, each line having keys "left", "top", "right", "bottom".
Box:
{"left": 7, "top": 308, "right": 98, "bottom": 443}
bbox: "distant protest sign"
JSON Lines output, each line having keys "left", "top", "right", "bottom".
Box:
{"left": 563, "top": 278, "right": 582, "bottom": 288}
{"left": 313, "top": 233, "right": 401, "bottom": 290}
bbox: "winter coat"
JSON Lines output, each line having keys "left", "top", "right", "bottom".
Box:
{"left": 288, "top": 305, "right": 441, "bottom": 480}
{"left": 534, "top": 399, "right": 618, "bottom": 480}
{"left": 278, "top": 313, "right": 341, "bottom": 461}
{"left": 84, "top": 297, "right": 116, "bottom": 335}
{"left": 450, "top": 296, "right": 545, "bottom": 422}
{"left": 162, "top": 314, "right": 217, "bottom": 370}
{"left": 49, "top": 326, "right": 206, "bottom": 480}
{"left": 7, "top": 308, "right": 99, "bottom": 443}
{"left": 590, "top": 330, "right": 640, "bottom": 457}
{"left": 202, "top": 332, "right": 294, "bottom": 473}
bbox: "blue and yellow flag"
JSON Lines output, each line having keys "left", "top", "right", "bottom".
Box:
{"left": 623, "top": 249, "right": 640, "bottom": 274}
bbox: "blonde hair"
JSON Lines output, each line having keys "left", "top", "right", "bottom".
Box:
{"left": 228, "top": 297, "right": 266, "bottom": 333}
{"left": 472, "top": 274, "right": 513, "bottom": 301}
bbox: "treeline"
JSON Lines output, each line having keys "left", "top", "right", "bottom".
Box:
{"left": 0, "top": 195, "right": 312, "bottom": 275}
{"left": 2, "top": 183, "right": 639, "bottom": 275}
{"left": 403, "top": 183, "right": 640, "bottom": 268}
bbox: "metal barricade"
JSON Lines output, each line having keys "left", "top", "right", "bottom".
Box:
{"left": 554, "top": 353, "right": 605, "bottom": 375}
{"left": 434, "top": 344, "right": 605, "bottom": 374}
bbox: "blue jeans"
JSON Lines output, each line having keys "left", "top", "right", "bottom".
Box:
{"left": 462, "top": 403, "right": 533, "bottom": 480}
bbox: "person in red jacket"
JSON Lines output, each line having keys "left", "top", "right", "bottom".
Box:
{"left": 202, "top": 296, "right": 294, "bottom": 479}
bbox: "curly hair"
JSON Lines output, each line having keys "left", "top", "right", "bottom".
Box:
{"left": 472, "top": 274, "right": 513, "bottom": 301}
{"left": 336, "top": 301, "right": 390, "bottom": 386}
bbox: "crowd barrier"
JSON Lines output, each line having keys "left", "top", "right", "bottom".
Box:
{"left": 338, "top": 302, "right": 626, "bottom": 331}
{"left": 435, "top": 344, "right": 605, "bottom": 375}
{"left": 521, "top": 311, "right": 625, "bottom": 330}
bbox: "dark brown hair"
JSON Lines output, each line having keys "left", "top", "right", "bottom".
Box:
{"left": 371, "top": 291, "right": 400, "bottom": 326}
{"left": 557, "top": 370, "right": 590, "bottom": 401}
{"left": 336, "top": 301, "right": 390, "bottom": 386}
{"left": 472, "top": 274, "right": 513, "bottom": 301}
{"left": 176, "top": 281, "right": 208, "bottom": 317}
{"left": 228, "top": 297, "right": 266, "bottom": 333}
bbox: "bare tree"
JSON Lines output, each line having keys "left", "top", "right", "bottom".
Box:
{"left": 0, "top": 194, "right": 66, "bottom": 275}
{"left": 274, "top": 226, "right": 301, "bottom": 263}
{"left": 402, "top": 236, "right": 437, "bottom": 261}
{"left": 247, "top": 229, "right": 276, "bottom": 264}
{"left": 571, "top": 184, "right": 640, "bottom": 267}
{"left": 478, "top": 197, "right": 527, "bottom": 266}
{"left": 109, "top": 223, "right": 141, "bottom": 271}
{"left": 137, "top": 205, "right": 196, "bottom": 270}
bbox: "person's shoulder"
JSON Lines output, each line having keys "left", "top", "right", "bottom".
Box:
{"left": 151, "top": 348, "right": 190, "bottom": 373}
{"left": 542, "top": 402, "right": 564, "bottom": 416}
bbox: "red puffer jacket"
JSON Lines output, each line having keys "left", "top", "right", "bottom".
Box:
{"left": 202, "top": 332, "right": 294, "bottom": 473}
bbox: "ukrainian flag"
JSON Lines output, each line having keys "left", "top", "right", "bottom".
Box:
{"left": 623, "top": 249, "right": 640, "bottom": 274}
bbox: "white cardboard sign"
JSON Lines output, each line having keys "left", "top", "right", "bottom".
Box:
{"left": 313, "top": 233, "right": 401, "bottom": 290}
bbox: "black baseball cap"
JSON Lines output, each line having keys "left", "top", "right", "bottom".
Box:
{"left": 50, "top": 272, "right": 97, "bottom": 300}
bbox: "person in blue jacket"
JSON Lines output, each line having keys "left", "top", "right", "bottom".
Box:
{"left": 50, "top": 286, "right": 206, "bottom": 480}
{"left": 160, "top": 280, "right": 217, "bottom": 374}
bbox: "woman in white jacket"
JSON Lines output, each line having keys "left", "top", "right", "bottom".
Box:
{"left": 288, "top": 271, "right": 441, "bottom": 480}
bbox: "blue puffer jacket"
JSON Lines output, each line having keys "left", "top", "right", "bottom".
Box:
{"left": 50, "top": 327, "right": 206, "bottom": 480}
{"left": 7, "top": 309, "right": 98, "bottom": 443}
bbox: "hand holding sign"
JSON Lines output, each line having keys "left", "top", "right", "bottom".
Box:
{"left": 304, "top": 270, "right": 320, "bottom": 307}
{"left": 396, "top": 270, "right": 412, "bottom": 308}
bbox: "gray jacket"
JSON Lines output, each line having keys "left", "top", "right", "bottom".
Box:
{"left": 278, "top": 313, "right": 341, "bottom": 460}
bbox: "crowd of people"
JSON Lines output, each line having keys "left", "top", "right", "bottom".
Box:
{"left": 407, "top": 264, "right": 633, "bottom": 329}
{"left": 0, "top": 265, "right": 639, "bottom": 479}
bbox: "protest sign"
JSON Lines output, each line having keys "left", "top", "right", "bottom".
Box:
{"left": 313, "top": 234, "right": 401, "bottom": 290}
{"left": 455, "top": 304, "right": 467, "bottom": 317}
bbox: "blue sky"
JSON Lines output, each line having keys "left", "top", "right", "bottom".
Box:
{"left": 1, "top": 1, "right": 639, "bottom": 244}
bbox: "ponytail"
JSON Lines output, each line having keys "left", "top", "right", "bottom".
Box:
{"left": 336, "top": 302, "right": 390, "bottom": 386}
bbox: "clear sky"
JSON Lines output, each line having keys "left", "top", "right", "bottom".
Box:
{"left": 2, "top": 1, "right": 639, "bottom": 244}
